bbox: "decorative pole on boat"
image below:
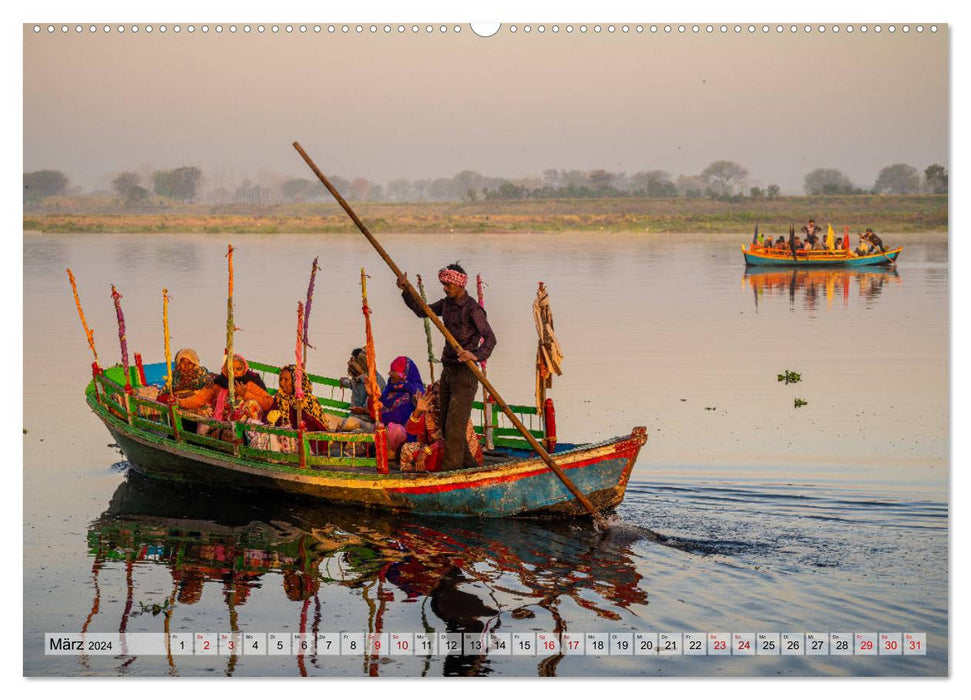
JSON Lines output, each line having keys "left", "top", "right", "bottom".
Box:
{"left": 294, "top": 142, "right": 608, "bottom": 527}
{"left": 752, "top": 222, "right": 759, "bottom": 247}
{"left": 361, "top": 268, "right": 389, "bottom": 474}
{"left": 66, "top": 268, "right": 100, "bottom": 369}
{"left": 416, "top": 274, "right": 436, "bottom": 383}
{"left": 225, "top": 244, "right": 236, "bottom": 407}
{"left": 295, "top": 301, "right": 307, "bottom": 469}
{"left": 162, "top": 288, "right": 173, "bottom": 395}
{"left": 789, "top": 224, "right": 797, "bottom": 262}
{"left": 303, "top": 256, "right": 319, "bottom": 372}
{"left": 110, "top": 284, "right": 132, "bottom": 394}
{"left": 477, "top": 274, "right": 494, "bottom": 450}
{"left": 534, "top": 282, "right": 563, "bottom": 452}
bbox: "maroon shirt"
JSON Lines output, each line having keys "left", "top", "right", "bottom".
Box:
{"left": 402, "top": 290, "right": 497, "bottom": 365}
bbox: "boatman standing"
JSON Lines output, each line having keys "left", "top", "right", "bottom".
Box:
{"left": 397, "top": 263, "right": 497, "bottom": 470}
{"left": 861, "top": 228, "right": 886, "bottom": 253}
{"left": 801, "top": 219, "right": 822, "bottom": 249}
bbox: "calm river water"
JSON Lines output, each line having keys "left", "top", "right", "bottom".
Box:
{"left": 23, "top": 231, "right": 948, "bottom": 677}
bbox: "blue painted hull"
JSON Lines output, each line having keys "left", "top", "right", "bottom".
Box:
{"left": 389, "top": 452, "right": 633, "bottom": 517}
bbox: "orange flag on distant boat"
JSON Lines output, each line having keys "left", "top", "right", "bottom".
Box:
{"left": 843, "top": 224, "right": 851, "bottom": 250}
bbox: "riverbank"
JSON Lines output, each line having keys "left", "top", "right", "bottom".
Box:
{"left": 23, "top": 194, "right": 947, "bottom": 234}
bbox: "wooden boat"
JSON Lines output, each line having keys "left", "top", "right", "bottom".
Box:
{"left": 742, "top": 244, "right": 902, "bottom": 267}
{"left": 87, "top": 360, "right": 647, "bottom": 519}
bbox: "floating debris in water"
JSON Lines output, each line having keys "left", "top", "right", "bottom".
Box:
{"left": 794, "top": 398, "right": 808, "bottom": 408}
{"left": 705, "top": 407, "right": 716, "bottom": 411}
{"left": 778, "top": 370, "right": 802, "bottom": 384}
{"left": 133, "top": 600, "right": 173, "bottom": 617}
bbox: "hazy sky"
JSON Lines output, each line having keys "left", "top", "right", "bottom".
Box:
{"left": 23, "top": 23, "right": 948, "bottom": 194}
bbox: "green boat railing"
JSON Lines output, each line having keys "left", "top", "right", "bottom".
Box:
{"left": 89, "top": 360, "right": 552, "bottom": 470}
{"left": 92, "top": 368, "right": 380, "bottom": 469}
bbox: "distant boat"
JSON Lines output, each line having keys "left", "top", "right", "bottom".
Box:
{"left": 743, "top": 244, "right": 902, "bottom": 267}
{"left": 86, "top": 360, "right": 647, "bottom": 519}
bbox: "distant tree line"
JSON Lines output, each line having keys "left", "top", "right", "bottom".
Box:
{"left": 24, "top": 160, "right": 948, "bottom": 207}
{"left": 23, "top": 170, "right": 69, "bottom": 201}
{"left": 803, "top": 163, "right": 948, "bottom": 195}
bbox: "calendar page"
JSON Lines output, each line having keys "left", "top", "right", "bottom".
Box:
{"left": 18, "top": 0, "right": 952, "bottom": 684}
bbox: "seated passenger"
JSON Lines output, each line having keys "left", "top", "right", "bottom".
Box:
{"left": 239, "top": 399, "right": 272, "bottom": 450}
{"left": 400, "top": 382, "right": 483, "bottom": 472}
{"left": 379, "top": 356, "right": 424, "bottom": 456}
{"left": 338, "top": 348, "right": 386, "bottom": 432}
{"left": 271, "top": 364, "right": 341, "bottom": 433}
{"left": 177, "top": 353, "right": 273, "bottom": 419}
{"left": 265, "top": 409, "right": 297, "bottom": 454}
{"left": 171, "top": 348, "right": 215, "bottom": 398}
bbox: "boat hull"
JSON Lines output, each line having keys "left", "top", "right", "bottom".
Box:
{"left": 93, "top": 395, "right": 646, "bottom": 518}
{"left": 742, "top": 246, "right": 901, "bottom": 267}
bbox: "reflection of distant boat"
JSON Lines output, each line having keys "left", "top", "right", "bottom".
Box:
{"left": 744, "top": 268, "right": 900, "bottom": 308}
{"left": 742, "top": 244, "right": 902, "bottom": 267}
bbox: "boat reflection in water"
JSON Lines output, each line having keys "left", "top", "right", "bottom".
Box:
{"left": 85, "top": 470, "right": 647, "bottom": 677}
{"left": 744, "top": 268, "right": 901, "bottom": 311}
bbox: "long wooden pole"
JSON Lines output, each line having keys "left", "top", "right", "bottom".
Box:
{"left": 293, "top": 141, "right": 608, "bottom": 527}
{"left": 477, "top": 274, "right": 494, "bottom": 451}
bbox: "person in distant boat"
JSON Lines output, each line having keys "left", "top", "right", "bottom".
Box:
{"left": 801, "top": 219, "right": 822, "bottom": 249}
{"left": 774, "top": 236, "right": 787, "bottom": 251}
{"left": 379, "top": 356, "right": 425, "bottom": 457}
{"left": 835, "top": 236, "right": 843, "bottom": 250}
{"left": 397, "top": 262, "right": 496, "bottom": 470}
{"left": 855, "top": 234, "right": 871, "bottom": 256}
{"left": 861, "top": 228, "right": 886, "bottom": 252}
{"left": 338, "top": 347, "right": 386, "bottom": 431}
